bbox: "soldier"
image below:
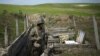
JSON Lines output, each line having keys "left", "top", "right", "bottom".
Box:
{"left": 29, "top": 14, "right": 48, "bottom": 56}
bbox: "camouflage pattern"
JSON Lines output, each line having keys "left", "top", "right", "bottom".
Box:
{"left": 29, "top": 14, "right": 48, "bottom": 56}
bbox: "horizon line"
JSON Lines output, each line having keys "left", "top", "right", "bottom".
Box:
{"left": 0, "top": 2, "right": 100, "bottom": 5}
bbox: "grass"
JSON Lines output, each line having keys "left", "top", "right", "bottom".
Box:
{"left": 0, "top": 3, "right": 100, "bottom": 16}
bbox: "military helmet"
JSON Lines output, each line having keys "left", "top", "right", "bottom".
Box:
{"left": 28, "top": 14, "right": 45, "bottom": 26}
{"left": 37, "top": 17, "right": 45, "bottom": 25}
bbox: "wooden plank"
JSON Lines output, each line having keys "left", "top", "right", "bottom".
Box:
{"left": 93, "top": 16, "right": 100, "bottom": 50}
{"left": 76, "top": 30, "right": 85, "bottom": 44}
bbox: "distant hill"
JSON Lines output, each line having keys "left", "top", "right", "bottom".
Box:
{"left": 0, "top": 3, "right": 100, "bottom": 16}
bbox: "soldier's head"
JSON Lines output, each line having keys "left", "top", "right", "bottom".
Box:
{"left": 36, "top": 17, "right": 45, "bottom": 30}
{"left": 28, "top": 14, "right": 45, "bottom": 28}
{"left": 31, "top": 14, "right": 45, "bottom": 30}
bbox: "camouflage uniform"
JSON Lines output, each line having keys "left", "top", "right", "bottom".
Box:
{"left": 29, "top": 15, "right": 48, "bottom": 56}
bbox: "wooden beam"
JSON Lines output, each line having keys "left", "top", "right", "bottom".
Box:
{"left": 93, "top": 16, "right": 100, "bottom": 50}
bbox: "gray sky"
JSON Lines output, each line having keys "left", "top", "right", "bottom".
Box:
{"left": 0, "top": 0, "right": 100, "bottom": 5}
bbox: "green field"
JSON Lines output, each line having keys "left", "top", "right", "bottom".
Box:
{"left": 0, "top": 3, "right": 100, "bottom": 16}
{"left": 0, "top": 3, "right": 100, "bottom": 46}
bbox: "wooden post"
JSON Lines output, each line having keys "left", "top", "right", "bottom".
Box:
{"left": 93, "top": 16, "right": 100, "bottom": 50}
{"left": 73, "top": 16, "right": 76, "bottom": 27}
{"left": 16, "top": 18, "right": 19, "bottom": 36}
{"left": 24, "top": 14, "right": 29, "bottom": 31}
{"left": 25, "top": 15, "right": 29, "bottom": 29}
{"left": 4, "top": 26, "right": 8, "bottom": 47}
{"left": 24, "top": 16, "right": 26, "bottom": 31}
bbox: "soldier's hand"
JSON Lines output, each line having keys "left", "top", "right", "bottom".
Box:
{"left": 36, "top": 37, "right": 41, "bottom": 40}
{"left": 34, "top": 42, "right": 40, "bottom": 47}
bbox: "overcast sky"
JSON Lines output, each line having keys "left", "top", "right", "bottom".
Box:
{"left": 0, "top": 0, "right": 100, "bottom": 5}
